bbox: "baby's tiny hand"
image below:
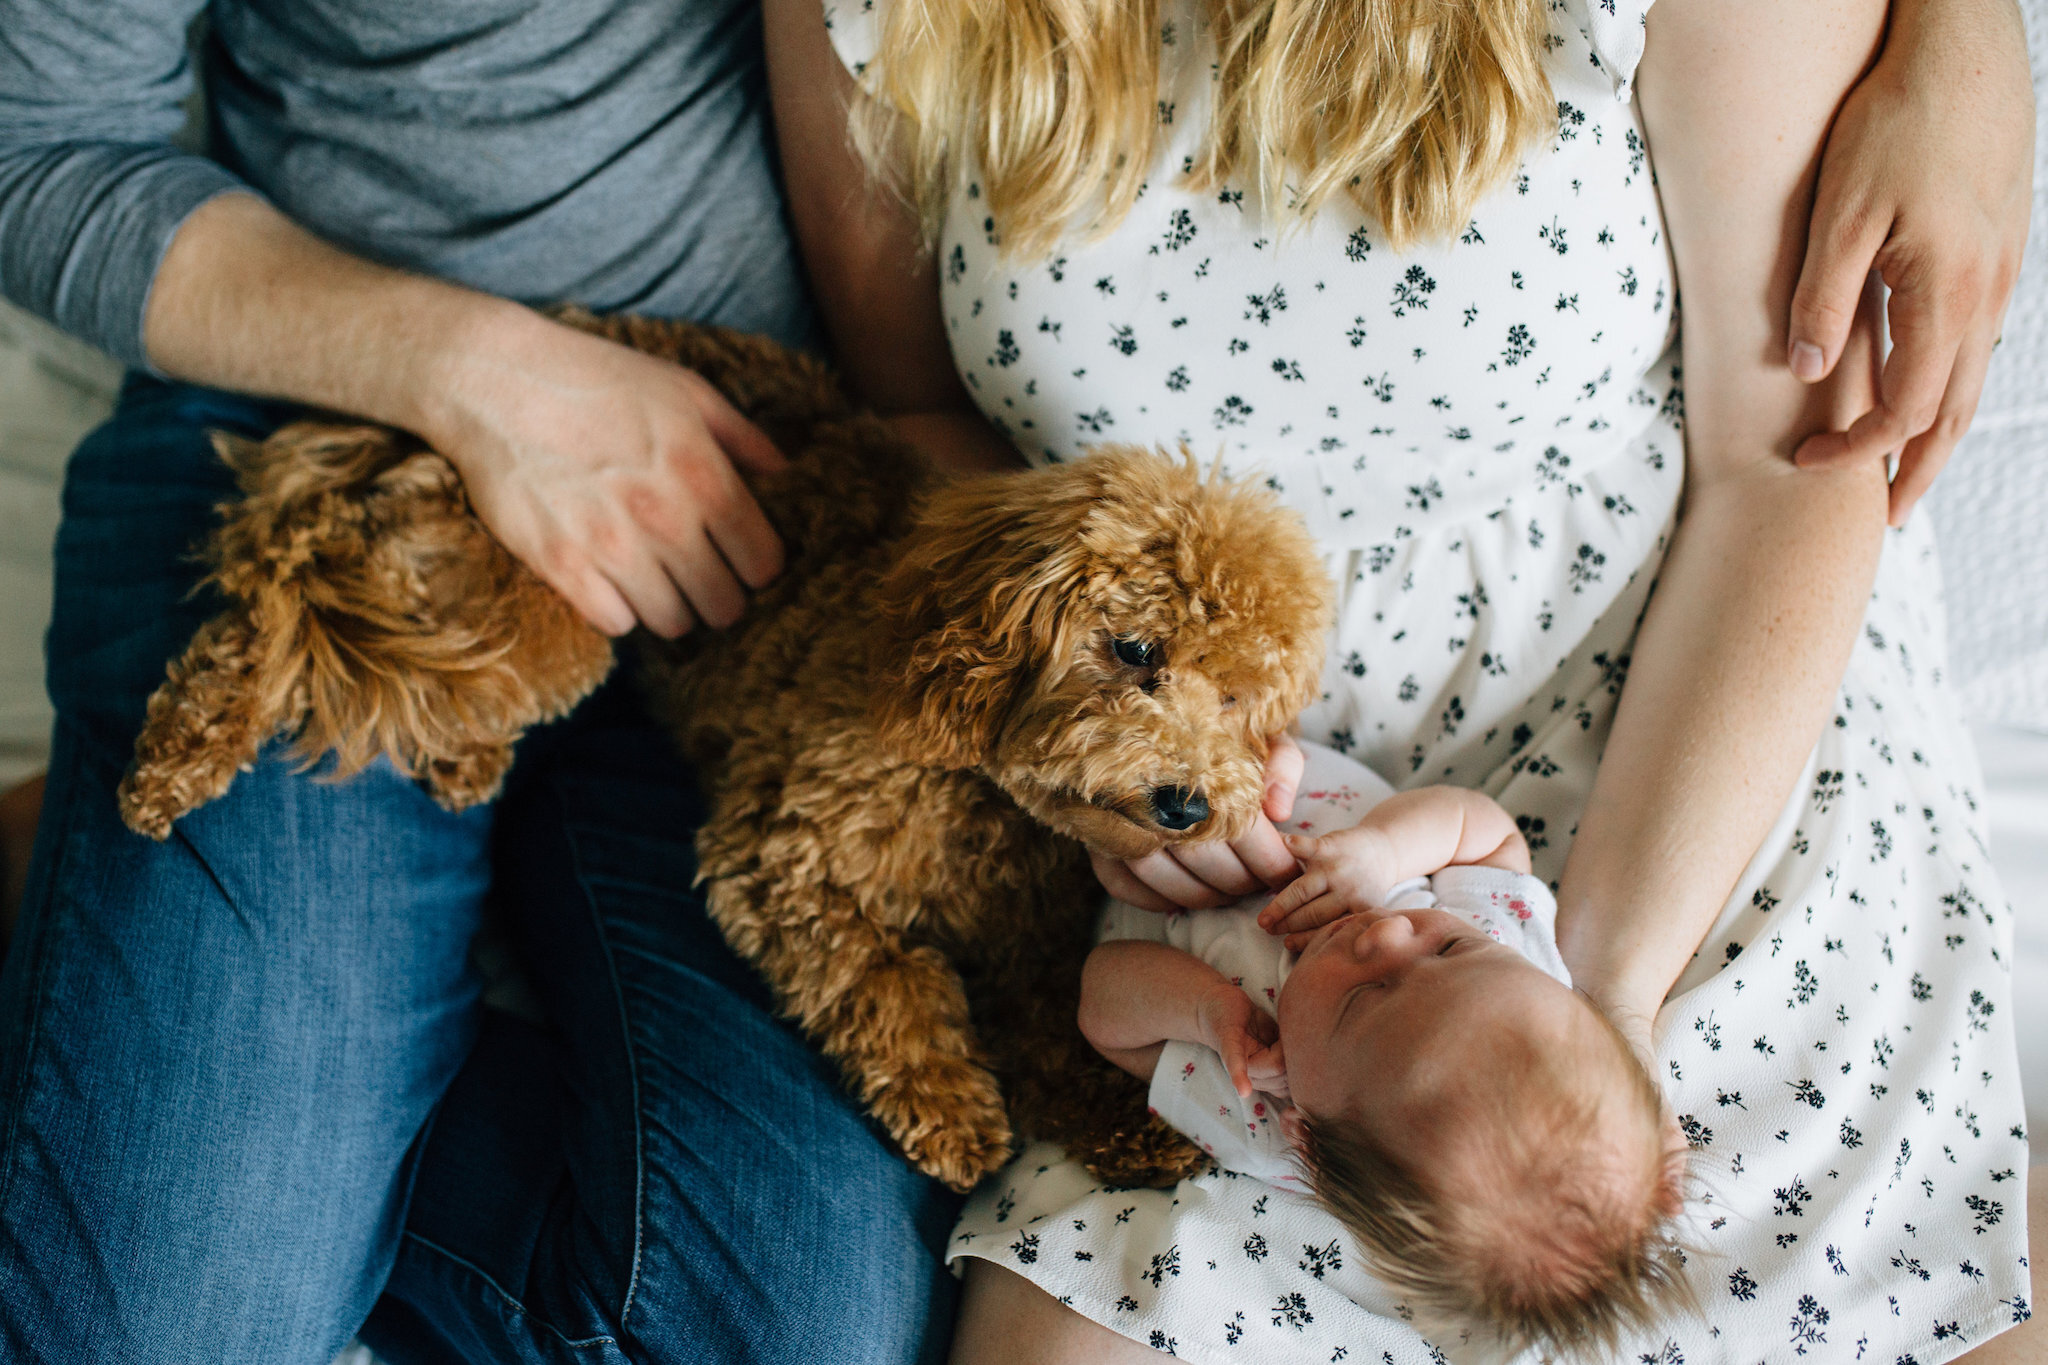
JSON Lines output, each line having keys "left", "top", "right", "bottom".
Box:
{"left": 1244, "top": 1038, "right": 1289, "bottom": 1101}
{"left": 1257, "top": 827, "right": 1397, "bottom": 939}
{"left": 1196, "top": 984, "right": 1281, "bottom": 1098}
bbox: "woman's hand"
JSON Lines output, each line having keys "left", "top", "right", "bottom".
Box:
{"left": 1786, "top": 0, "right": 2033, "bottom": 525}
{"left": 1089, "top": 733, "right": 1306, "bottom": 912}
{"left": 425, "top": 311, "right": 788, "bottom": 638}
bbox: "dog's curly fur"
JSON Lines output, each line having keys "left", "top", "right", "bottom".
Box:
{"left": 119, "top": 311, "right": 1335, "bottom": 1190}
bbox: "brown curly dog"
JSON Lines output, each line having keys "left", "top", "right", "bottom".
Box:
{"left": 118, "top": 312, "right": 1335, "bottom": 1190}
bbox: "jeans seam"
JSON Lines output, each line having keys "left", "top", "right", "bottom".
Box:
{"left": 559, "top": 802, "right": 648, "bottom": 1333}
{"left": 399, "top": 1231, "right": 621, "bottom": 1351}
{"left": 0, "top": 724, "right": 82, "bottom": 1240}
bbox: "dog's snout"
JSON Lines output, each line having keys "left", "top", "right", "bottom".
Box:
{"left": 1150, "top": 786, "right": 1210, "bottom": 831}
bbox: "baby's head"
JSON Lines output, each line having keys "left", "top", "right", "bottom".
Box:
{"left": 1275, "top": 908, "right": 1691, "bottom": 1359}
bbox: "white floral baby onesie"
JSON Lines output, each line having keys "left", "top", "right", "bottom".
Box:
{"left": 823, "top": 0, "right": 2032, "bottom": 1357}
{"left": 1097, "top": 740, "right": 1569, "bottom": 1194}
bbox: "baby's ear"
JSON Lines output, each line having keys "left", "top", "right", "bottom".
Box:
{"left": 868, "top": 471, "right": 1083, "bottom": 768}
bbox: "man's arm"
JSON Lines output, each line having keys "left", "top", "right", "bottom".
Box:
{"left": 1, "top": 0, "right": 793, "bottom": 640}
{"left": 1555, "top": 0, "right": 1893, "bottom": 1049}
{"left": 0, "top": 0, "right": 229, "bottom": 365}
{"left": 142, "top": 194, "right": 787, "bottom": 639}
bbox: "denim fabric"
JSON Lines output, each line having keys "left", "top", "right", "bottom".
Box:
{"left": 0, "top": 376, "right": 960, "bottom": 1364}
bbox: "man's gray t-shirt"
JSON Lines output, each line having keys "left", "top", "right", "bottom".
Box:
{"left": 0, "top": 0, "right": 814, "bottom": 368}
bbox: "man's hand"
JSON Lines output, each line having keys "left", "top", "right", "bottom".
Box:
{"left": 1089, "top": 732, "right": 1306, "bottom": 912}
{"left": 142, "top": 195, "right": 788, "bottom": 640}
{"left": 427, "top": 315, "right": 788, "bottom": 638}
{"left": 1786, "top": 0, "right": 2034, "bottom": 525}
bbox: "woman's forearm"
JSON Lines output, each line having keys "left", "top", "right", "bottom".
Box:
{"left": 1555, "top": 456, "right": 1887, "bottom": 1034}
{"left": 1558, "top": 0, "right": 1892, "bottom": 1041}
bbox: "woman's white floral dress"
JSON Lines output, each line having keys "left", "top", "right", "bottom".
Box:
{"left": 826, "top": 0, "right": 2033, "bottom": 1358}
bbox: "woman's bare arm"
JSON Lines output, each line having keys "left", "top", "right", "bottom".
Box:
{"left": 761, "top": 0, "right": 1020, "bottom": 475}
{"left": 1554, "top": 0, "right": 1893, "bottom": 1048}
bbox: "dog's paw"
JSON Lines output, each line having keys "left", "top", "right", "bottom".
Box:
{"left": 877, "top": 1064, "right": 1015, "bottom": 1193}
{"left": 1076, "top": 1121, "right": 1208, "bottom": 1190}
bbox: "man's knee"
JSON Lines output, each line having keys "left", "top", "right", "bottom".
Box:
{"left": 625, "top": 1074, "right": 964, "bottom": 1365}
{"left": 0, "top": 719, "right": 490, "bottom": 1365}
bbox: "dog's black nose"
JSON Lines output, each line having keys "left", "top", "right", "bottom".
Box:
{"left": 1150, "top": 786, "right": 1210, "bottom": 831}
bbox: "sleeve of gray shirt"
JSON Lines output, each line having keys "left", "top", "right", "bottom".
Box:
{"left": 0, "top": 0, "right": 251, "bottom": 368}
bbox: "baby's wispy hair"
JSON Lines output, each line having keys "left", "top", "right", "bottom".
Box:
{"left": 1295, "top": 1010, "right": 1694, "bottom": 1360}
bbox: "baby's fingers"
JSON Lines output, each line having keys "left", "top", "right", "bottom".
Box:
{"left": 1245, "top": 1038, "right": 1286, "bottom": 1081}
{"left": 1257, "top": 869, "right": 1327, "bottom": 928}
{"left": 1262, "top": 891, "right": 1349, "bottom": 939}
{"left": 1216, "top": 1028, "right": 1257, "bottom": 1098}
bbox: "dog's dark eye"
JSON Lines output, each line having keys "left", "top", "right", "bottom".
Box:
{"left": 1112, "top": 637, "right": 1162, "bottom": 669}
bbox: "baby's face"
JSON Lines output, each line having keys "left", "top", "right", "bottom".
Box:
{"left": 1276, "top": 907, "right": 1604, "bottom": 1135}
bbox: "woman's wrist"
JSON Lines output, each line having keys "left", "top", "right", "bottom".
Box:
{"left": 883, "top": 410, "right": 1025, "bottom": 478}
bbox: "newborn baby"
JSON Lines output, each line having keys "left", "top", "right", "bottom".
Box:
{"left": 1079, "top": 741, "right": 1691, "bottom": 1358}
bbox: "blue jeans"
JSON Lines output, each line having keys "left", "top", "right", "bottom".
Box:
{"left": 0, "top": 376, "right": 961, "bottom": 1364}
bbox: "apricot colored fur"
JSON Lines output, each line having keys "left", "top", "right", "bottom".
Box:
{"left": 119, "top": 312, "right": 1336, "bottom": 1191}
{"left": 117, "top": 422, "right": 615, "bottom": 838}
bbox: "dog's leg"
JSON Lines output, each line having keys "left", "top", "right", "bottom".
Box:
{"left": 707, "top": 875, "right": 1014, "bottom": 1192}
{"left": 417, "top": 743, "right": 517, "bottom": 812}
{"left": 119, "top": 615, "right": 298, "bottom": 840}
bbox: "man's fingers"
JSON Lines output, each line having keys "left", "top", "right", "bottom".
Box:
{"left": 658, "top": 527, "right": 750, "bottom": 631}
{"left": 1888, "top": 318, "right": 1998, "bottom": 525}
{"left": 607, "top": 551, "right": 698, "bottom": 639}
{"left": 693, "top": 381, "right": 788, "bottom": 475}
{"left": 1788, "top": 184, "right": 1889, "bottom": 383}
{"left": 560, "top": 563, "right": 638, "bottom": 637}
{"left": 1797, "top": 301, "right": 1962, "bottom": 471}
{"left": 1089, "top": 850, "right": 1181, "bottom": 914}
{"left": 704, "top": 479, "right": 786, "bottom": 589}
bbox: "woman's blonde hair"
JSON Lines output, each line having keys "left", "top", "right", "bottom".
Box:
{"left": 853, "top": 0, "right": 1555, "bottom": 259}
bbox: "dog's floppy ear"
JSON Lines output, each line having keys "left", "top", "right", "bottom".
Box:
{"left": 869, "top": 469, "right": 1085, "bottom": 769}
